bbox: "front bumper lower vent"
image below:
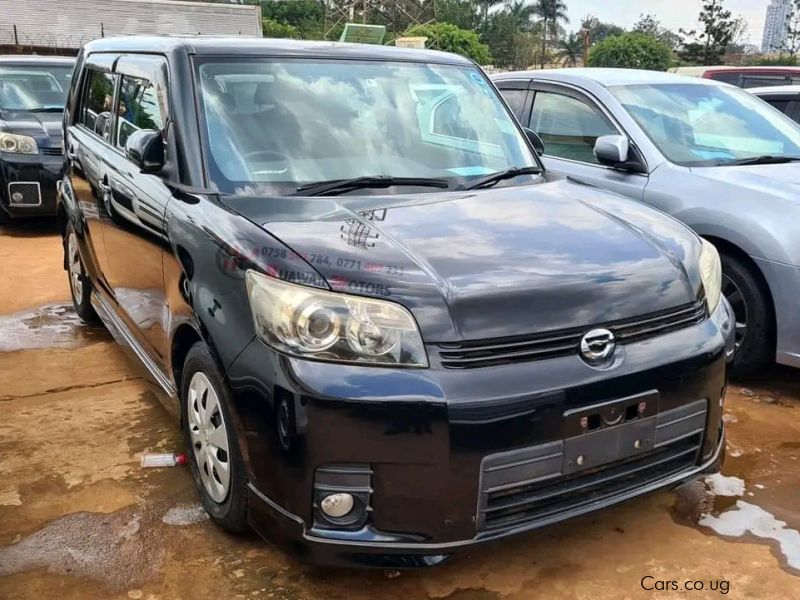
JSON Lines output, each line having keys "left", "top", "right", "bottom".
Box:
{"left": 7, "top": 182, "right": 42, "bottom": 206}
{"left": 477, "top": 399, "right": 708, "bottom": 531}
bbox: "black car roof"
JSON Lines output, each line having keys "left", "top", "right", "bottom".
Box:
{"left": 82, "top": 36, "right": 472, "bottom": 66}
{"left": 0, "top": 55, "right": 75, "bottom": 66}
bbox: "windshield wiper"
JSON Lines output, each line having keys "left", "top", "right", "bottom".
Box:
{"left": 26, "top": 107, "right": 64, "bottom": 113}
{"left": 458, "top": 166, "right": 542, "bottom": 190}
{"left": 717, "top": 155, "right": 800, "bottom": 166}
{"left": 294, "top": 176, "right": 449, "bottom": 196}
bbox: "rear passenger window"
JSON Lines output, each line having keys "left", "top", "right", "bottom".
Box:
{"left": 81, "top": 69, "right": 116, "bottom": 140}
{"left": 499, "top": 89, "right": 528, "bottom": 120}
{"left": 708, "top": 72, "right": 741, "bottom": 86}
{"left": 529, "top": 91, "right": 617, "bottom": 164}
{"left": 116, "top": 75, "right": 164, "bottom": 149}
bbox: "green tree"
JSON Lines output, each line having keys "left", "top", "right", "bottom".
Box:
{"left": 679, "top": 0, "right": 737, "bottom": 65}
{"left": 785, "top": 0, "right": 800, "bottom": 57}
{"left": 588, "top": 32, "right": 673, "bottom": 71}
{"left": 581, "top": 15, "right": 625, "bottom": 45}
{"left": 557, "top": 32, "right": 582, "bottom": 66}
{"left": 404, "top": 22, "right": 493, "bottom": 64}
{"left": 260, "top": 0, "right": 325, "bottom": 40}
{"left": 262, "top": 18, "right": 301, "bottom": 39}
{"left": 632, "top": 13, "right": 682, "bottom": 50}
{"left": 436, "top": 0, "right": 483, "bottom": 31}
{"left": 534, "top": 0, "right": 569, "bottom": 67}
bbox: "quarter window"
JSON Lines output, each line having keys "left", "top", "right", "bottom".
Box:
{"left": 499, "top": 89, "right": 528, "bottom": 119}
{"left": 81, "top": 69, "right": 116, "bottom": 140}
{"left": 529, "top": 91, "right": 617, "bottom": 164}
{"left": 115, "top": 75, "right": 164, "bottom": 149}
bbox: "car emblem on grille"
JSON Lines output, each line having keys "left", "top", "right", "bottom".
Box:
{"left": 579, "top": 328, "right": 616, "bottom": 364}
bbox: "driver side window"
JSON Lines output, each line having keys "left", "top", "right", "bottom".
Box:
{"left": 529, "top": 91, "right": 617, "bottom": 165}
{"left": 114, "top": 74, "right": 165, "bottom": 152}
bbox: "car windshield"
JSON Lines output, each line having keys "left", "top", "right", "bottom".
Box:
{"left": 0, "top": 64, "right": 72, "bottom": 111}
{"left": 610, "top": 83, "right": 800, "bottom": 167}
{"left": 195, "top": 58, "right": 538, "bottom": 195}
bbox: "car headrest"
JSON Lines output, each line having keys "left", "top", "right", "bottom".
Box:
{"left": 254, "top": 82, "right": 274, "bottom": 107}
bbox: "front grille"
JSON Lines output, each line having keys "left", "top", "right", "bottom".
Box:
{"left": 436, "top": 298, "right": 707, "bottom": 369}
{"left": 477, "top": 399, "right": 707, "bottom": 532}
{"left": 40, "top": 147, "right": 63, "bottom": 156}
{"left": 7, "top": 182, "right": 41, "bottom": 206}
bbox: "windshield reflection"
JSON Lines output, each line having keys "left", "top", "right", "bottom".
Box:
{"left": 195, "top": 59, "right": 538, "bottom": 195}
{"left": 0, "top": 65, "right": 72, "bottom": 112}
{"left": 611, "top": 83, "right": 800, "bottom": 167}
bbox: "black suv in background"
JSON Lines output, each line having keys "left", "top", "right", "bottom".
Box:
{"left": 59, "top": 37, "right": 734, "bottom": 567}
{"left": 0, "top": 56, "right": 74, "bottom": 223}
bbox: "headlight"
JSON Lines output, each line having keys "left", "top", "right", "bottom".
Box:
{"left": 0, "top": 132, "right": 38, "bottom": 155}
{"left": 245, "top": 270, "right": 427, "bottom": 367}
{"left": 699, "top": 239, "right": 722, "bottom": 313}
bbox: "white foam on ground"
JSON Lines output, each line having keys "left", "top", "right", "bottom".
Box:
{"left": 161, "top": 504, "right": 208, "bottom": 526}
{"left": 700, "top": 501, "right": 800, "bottom": 570}
{"left": 704, "top": 473, "right": 745, "bottom": 497}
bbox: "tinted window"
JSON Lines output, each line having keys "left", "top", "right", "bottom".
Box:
{"left": 115, "top": 75, "right": 164, "bottom": 149}
{"left": 81, "top": 69, "right": 115, "bottom": 140}
{"left": 499, "top": 89, "right": 528, "bottom": 119}
{"left": 708, "top": 72, "right": 741, "bottom": 85}
{"left": 529, "top": 91, "right": 617, "bottom": 164}
{"left": 741, "top": 75, "right": 789, "bottom": 89}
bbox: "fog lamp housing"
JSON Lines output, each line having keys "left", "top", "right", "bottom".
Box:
{"left": 313, "top": 465, "right": 372, "bottom": 530}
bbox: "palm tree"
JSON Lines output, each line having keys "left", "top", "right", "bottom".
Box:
{"left": 534, "top": 0, "right": 569, "bottom": 68}
{"left": 557, "top": 32, "right": 582, "bottom": 66}
{"left": 505, "top": 0, "right": 537, "bottom": 31}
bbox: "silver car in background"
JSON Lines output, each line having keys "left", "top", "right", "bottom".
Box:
{"left": 492, "top": 68, "right": 800, "bottom": 375}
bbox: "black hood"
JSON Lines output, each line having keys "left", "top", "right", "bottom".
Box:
{"left": 0, "top": 109, "right": 63, "bottom": 150}
{"left": 222, "top": 180, "right": 703, "bottom": 342}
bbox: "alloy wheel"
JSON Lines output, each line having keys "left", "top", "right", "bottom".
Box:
{"left": 722, "top": 273, "right": 748, "bottom": 351}
{"left": 187, "top": 372, "right": 231, "bottom": 503}
{"left": 67, "top": 232, "right": 83, "bottom": 305}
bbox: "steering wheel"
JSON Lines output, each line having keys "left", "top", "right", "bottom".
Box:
{"left": 242, "top": 150, "right": 291, "bottom": 163}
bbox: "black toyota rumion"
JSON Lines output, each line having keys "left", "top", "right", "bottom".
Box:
{"left": 58, "top": 37, "right": 734, "bottom": 567}
{"left": 0, "top": 56, "right": 74, "bottom": 223}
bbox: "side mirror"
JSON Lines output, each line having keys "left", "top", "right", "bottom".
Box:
{"left": 125, "top": 129, "right": 165, "bottom": 174}
{"left": 594, "top": 134, "right": 630, "bottom": 166}
{"left": 523, "top": 128, "right": 545, "bottom": 156}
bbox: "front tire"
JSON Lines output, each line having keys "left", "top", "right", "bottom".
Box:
{"left": 65, "top": 222, "right": 97, "bottom": 322}
{"left": 181, "top": 342, "right": 249, "bottom": 533}
{"left": 720, "top": 251, "right": 774, "bottom": 377}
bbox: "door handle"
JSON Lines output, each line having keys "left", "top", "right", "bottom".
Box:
{"left": 66, "top": 145, "right": 77, "bottom": 160}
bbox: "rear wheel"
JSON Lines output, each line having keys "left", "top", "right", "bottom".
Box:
{"left": 65, "top": 223, "right": 97, "bottom": 322}
{"left": 720, "top": 251, "right": 773, "bottom": 377}
{"left": 181, "top": 342, "right": 249, "bottom": 533}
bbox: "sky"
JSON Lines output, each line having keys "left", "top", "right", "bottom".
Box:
{"left": 564, "top": 0, "right": 769, "bottom": 48}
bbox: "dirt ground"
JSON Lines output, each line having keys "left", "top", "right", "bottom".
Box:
{"left": 1, "top": 220, "right": 799, "bottom": 600}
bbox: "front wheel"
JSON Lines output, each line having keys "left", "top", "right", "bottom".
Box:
{"left": 65, "top": 222, "right": 97, "bottom": 322}
{"left": 181, "top": 342, "right": 249, "bottom": 533}
{"left": 720, "top": 252, "right": 774, "bottom": 377}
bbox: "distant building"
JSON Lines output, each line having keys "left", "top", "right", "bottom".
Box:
{"left": 0, "top": 0, "right": 262, "bottom": 53}
{"left": 762, "top": 0, "right": 792, "bottom": 52}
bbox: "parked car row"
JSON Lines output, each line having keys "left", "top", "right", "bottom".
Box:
{"left": 494, "top": 68, "right": 800, "bottom": 376}
{"left": 0, "top": 40, "right": 788, "bottom": 567}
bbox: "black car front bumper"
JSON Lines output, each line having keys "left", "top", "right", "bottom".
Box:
{"left": 227, "top": 300, "right": 733, "bottom": 567}
{"left": 0, "top": 150, "right": 65, "bottom": 220}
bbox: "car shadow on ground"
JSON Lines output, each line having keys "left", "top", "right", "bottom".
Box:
{"left": 0, "top": 217, "right": 59, "bottom": 238}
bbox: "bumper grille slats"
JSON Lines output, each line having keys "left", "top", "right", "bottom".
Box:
{"left": 437, "top": 298, "right": 707, "bottom": 369}
{"left": 477, "top": 400, "right": 708, "bottom": 531}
